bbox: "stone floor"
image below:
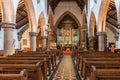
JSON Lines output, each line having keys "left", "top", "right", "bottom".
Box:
{"left": 52, "top": 56, "right": 77, "bottom": 80}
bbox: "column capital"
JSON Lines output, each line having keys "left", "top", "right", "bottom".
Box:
{"left": 97, "top": 32, "right": 106, "bottom": 36}
{"left": 29, "top": 32, "right": 37, "bottom": 36}
{"left": 1, "top": 22, "right": 16, "bottom": 29}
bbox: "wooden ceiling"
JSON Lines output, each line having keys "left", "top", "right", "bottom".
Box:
{"left": 49, "top": 0, "right": 85, "bottom": 11}
{"left": 106, "top": 1, "right": 117, "bottom": 28}
{"left": 16, "top": 0, "right": 28, "bottom": 29}
{"left": 0, "top": 0, "right": 117, "bottom": 30}
{"left": 0, "top": 0, "right": 28, "bottom": 29}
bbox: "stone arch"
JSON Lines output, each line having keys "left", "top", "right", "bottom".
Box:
{"left": 38, "top": 12, "right": 46, "bottom": 36}
{"left": 1, "top": 0, "right": 15, "bottom": 23}
{"left": 82, "top": 10, "right": 87, "bottom": 29}
{"left": 55, "top": 11, "right": 81, "bottom": 46}
{"left": 55, "top": 11, "right": 81, "bottom": 30}
{"left": 48, "top": 10, "right": 54, "bottom": 30}
{"left": 16, "top": 0, "right": 37, "bottom": 32}
{"left": 36, "top": 12, "right": 46, "bottom": 49}
{"left": 89, "top": 11, "right": 98, "bottom": 50}
{"left": 89, "top": 11, "right": 96, "bottom": 37}
{"left": 98, "top": 0, "right": 114, "bottom": 32}
{"left": 81, "top": 10, "right": 88, "bottom": 48}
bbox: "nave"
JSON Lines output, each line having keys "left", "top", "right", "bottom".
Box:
{"left": 50, "top": 56, "right": 77, "bottom": 80}
{"left": 1, "top": 48, "right": 120, "bottom": 80}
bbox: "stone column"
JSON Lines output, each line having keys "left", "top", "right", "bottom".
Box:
{"left": 41, "top": 36, "right": 47, "bottom": 50}
{"left": 97, "top": 32, "right": 106, "bottom": 51}
{"left": 81, "top": 29, "right": 85, "bottom": 47}
{"left": 81, "top": 28, "right": 87, "bottom": 50}
{"left": 88, "top": 36, "right": 94, "bottom": 50}
{"left": 17, "top": 34, "right": 22, "bottom": 49}
{"left": 2, "top": 22, "right": 16, "bottom": 56}
{"left": 29, "top": 32, "right": 37, "bottom": 51}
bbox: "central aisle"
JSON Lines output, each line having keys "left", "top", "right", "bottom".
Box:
{"left": 53, "top": 56, "right": 76, "bottom": 80}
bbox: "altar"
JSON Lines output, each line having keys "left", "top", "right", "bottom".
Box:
{"left": 62, "top": 45, "right": 73, "bottom": 56}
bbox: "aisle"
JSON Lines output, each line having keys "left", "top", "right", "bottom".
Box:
{"left": 53, "top": 56, "right": 76, "bottom": 80}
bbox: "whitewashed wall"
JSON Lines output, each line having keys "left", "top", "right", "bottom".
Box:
{"left": 20, "top": 28, "right": 30, "bottom": 50}
{"left": 105, "top": 28, "right": 115, "bottom": 45}
{"left": 54, "top": 1, "right": 82, "bottom": 26}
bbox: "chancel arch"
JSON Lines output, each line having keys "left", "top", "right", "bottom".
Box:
{"left": 55, "top": 11, "right": 81, "bottom": 46}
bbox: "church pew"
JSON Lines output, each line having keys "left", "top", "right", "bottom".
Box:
{"left": 80, "top": 58, "right": 120, "bottom": 72}
{"left": 0, "top": 69, "right": 28, "bottom": 80}
{"left": 76, "top": 53, "right": 105, "bottom": 70}
{"left": 0, "top": 62, "right": 43, "bottom": 80}
{"left": 16, "top": 50, "right": 57, "bottom": 67}
{"left": 0, "top": 57, "right": 48, "bottom": 80}
{"left": 4, "top": 56, "right": 51, "bottom": 76}
{"left": 13, "top": 52, "right": 56, "bottom": 70}
{"left": 0, "top": 59, "right": 47, "bottom": 80}
{"left": 90, "top": 66, "right": 120, "bottom": 80}
{"left": 82, "top": 59, "right": 120, "bottom": 80}
{"left": 77, "top": 53, "right": 120, "bottom": 71}
{"left": 46, "top": 50, "right": 57, "bottom": 67}
{"left": 13, "top": 53, "right": 55, "bottom": 70}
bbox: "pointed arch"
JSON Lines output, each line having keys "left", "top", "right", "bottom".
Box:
{"left": 38, "top": 12, "right": 46, "bottom": 36}
{"left": 89, "top": 11, "right": 96, "bottom": 37}
{"left": 48, "top": 10, "right": 54, "bottom": 30}
{"left": 98, "top": 0, "right": 117, "bottom": 32}
{"left": 82, "top": 10, "right": 87, "bottom": 29}
{"left": 36, "top": 12, "right": 46, "bottom": 49}
{"left": 1, "top": 0, "right": 15, "bottom": 23}
{"left": 55, "top": 11, "right": 81, "bottom": 29}
{"left": 39, "top": 12, "right": 46, "bottom": 27}
{"left": 16, "top": 0, "right": 37, "bottom": 32}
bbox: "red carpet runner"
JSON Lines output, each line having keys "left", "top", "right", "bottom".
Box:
{"left": 62, "top": 50, "right": 73, "bottom": 56}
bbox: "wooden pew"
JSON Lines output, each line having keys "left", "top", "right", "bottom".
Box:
{"left": 78, "top": 53, "right": 120, "bottom": 71}
{"left": 80, "top": 58, "right": 120, "bottom": 73}
{"left": 0, "top": 69, "right": 28, "bottom": 80}
{"left": 13, "top": 52, "right": 55, "bottom": 70}
{"left": 15, "top": 51, "right": 57, "bottom": 68}
{"left": 0, "top": 62, "right": 42, "bottom": 80}
{"left": 90, "top": 66, "right": 120, "bottom": 80}
{"left": 82, "top": 59, "right": 120, "bottom": 80}
{"left": 46, "top": 50, "right": 57, "bottom": 68}
{"left": 0, "top": 57, "right": 48, "bottom": 80}
{"left": 7, "top": 55, "right": 51, "bottom": 76}
{"left": 0, "top": 59, "right": 47, "bottom": 80}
